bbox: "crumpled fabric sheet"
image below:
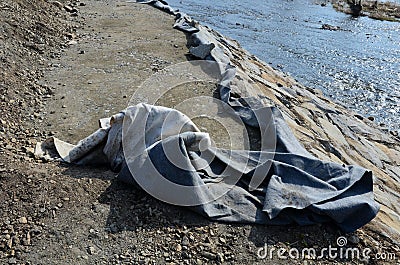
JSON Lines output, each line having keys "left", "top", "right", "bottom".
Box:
{"left": 35, "top": 0, "right": 380, "bottom": 233}
{"left": 40, "top": 103, "right": 379, "bottom": 233}
{"left": 120, "top": 104, "right": 379, "bottom": 233}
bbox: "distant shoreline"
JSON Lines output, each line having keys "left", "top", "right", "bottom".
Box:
{"left": 332, "top": 0, "right": 400, "bottom": 21}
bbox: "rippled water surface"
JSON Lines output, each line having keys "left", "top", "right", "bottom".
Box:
{"left": 167, "top": 0, "right": 400, "bottom": 131}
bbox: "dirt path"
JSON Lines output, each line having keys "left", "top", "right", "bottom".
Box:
{"left": 1, "top": 0, "right": 399, "bottom": 264}
{"left": 43, "top": 1, "right": 188, "bottom": 143}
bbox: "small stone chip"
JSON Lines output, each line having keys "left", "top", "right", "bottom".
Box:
{"left": 175, "top": 244, "right": 182, "bottom": 252}
{"left": 18, "top": 216, "right": 28, "bottom": 224}
{"left": 87, "top": 246, "right": 95, "bottom": 255}
{"left": 202, "top": 251, "right": 216, "bottom": 260}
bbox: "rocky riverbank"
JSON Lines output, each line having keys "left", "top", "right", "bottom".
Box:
{"left": 332, "top": 0, "right": 400, "bottom": 21}
{"left": 1, "top": 0, "right": 399, "bottom": 264}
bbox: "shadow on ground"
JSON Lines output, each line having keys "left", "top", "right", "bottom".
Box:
{"left": 62, "top": 163, "right": 342, "bottom": 253}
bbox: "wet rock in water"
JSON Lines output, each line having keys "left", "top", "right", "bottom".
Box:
{"left": 321, "top": 24, "right": 341, "bottom": 31}
{"left": 349, "top": 1, "right": 362, "bottom": 17}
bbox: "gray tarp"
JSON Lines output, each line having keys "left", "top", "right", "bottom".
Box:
{"left": 37, "top": 103, "right": 379, "bottom": 233}
{"left": 35, "top": 0, "right": 380, "bottom": 233}
{"left": 119, "top": 104, "right": 379, "bottom": 233}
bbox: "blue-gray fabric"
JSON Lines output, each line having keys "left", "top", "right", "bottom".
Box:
{"left": 115, "top": 104, "right": 378, "bottom": 233}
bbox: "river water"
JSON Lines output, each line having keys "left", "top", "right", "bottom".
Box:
{"left": 166, "top": 0, "right": 400, "bottom": 131}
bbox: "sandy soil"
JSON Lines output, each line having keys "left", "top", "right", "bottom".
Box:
{"left": 1, "top": 0, "right": 399, "bottom": 264}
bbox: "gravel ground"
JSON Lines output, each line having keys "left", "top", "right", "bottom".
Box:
{"left": 0, "top": 1, "right": 398, "bottom": 264}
